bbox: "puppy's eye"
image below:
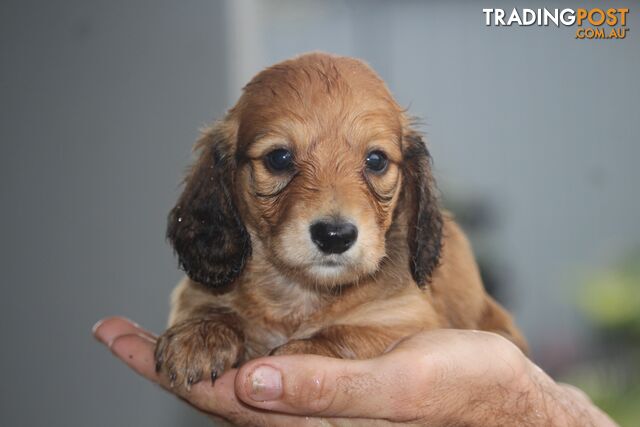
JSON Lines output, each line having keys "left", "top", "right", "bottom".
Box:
{"left": 265, "top": 148, "right": 294, "bottom": 172}
{"left": 365, "top": 150, "right": 388, "bottom": 173}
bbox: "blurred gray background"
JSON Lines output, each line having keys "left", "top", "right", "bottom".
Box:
{"left": 1, "top": 0, "right": 638, "bottom": 426}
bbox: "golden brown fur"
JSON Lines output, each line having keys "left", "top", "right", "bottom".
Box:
{"left": 155, "top": 53, "right": 527, "bottom": 390}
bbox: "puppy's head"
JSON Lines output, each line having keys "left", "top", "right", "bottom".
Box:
{"left": 168, "top": 53, "right": 442, "bottom": 289}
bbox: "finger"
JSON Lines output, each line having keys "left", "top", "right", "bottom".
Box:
{"left": 109, "top": 333, "right": 162, "bottom": 383}
{"left": 108, "top": 333, "right": 216, "bottom": 401}
{"left": 108, "top": 333, "right": 315, "bottom": 427}
{"left": 234, "top": 353, "right": 420, "bottom": 420}
{"left": 92, "top": 316, "right": 156, "bottom": 345}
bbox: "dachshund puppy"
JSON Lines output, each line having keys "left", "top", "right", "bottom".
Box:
{"left": 155, "top": 52, "right": 527, "bottom": 390}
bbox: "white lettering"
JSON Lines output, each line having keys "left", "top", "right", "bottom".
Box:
{"left": 521, "top": 9, "right": 536, "bottom": 26}
{"left": 507, "top": 9, "right": 522, "bottom": 26}
{"left": 543, "top": 8, "right": 559, "bottom": 26}
{"left": 486, "top": 8, "right": 582, "bottom": 27}
{"left": 482, "top": 8, "right": 494, "bottom": 26}
{"left": 560, "top": 8, "right": 575, "bottom": 25}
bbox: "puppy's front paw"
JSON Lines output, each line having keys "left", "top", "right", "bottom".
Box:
{"left": 154, "top": 317, "right": 243, "bottom": 390}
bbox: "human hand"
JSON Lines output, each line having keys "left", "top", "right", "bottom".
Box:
{"left": 93, "top": 317, "right": 616, "bottom": 426}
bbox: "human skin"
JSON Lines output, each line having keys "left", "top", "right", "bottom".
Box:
{"left": 93, "top": 317, "right": 617, "bottom": 427}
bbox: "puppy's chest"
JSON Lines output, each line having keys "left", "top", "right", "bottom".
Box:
{"left": 241, "top": 325, "right": 287, "bottom": 359}
{"left": 240, "top": 310, "right": 325, "bottom": 360}
{"left": 235, "top": 279, "right": 327, "bottom": 357}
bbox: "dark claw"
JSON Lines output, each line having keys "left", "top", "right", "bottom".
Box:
{"left": 210, "top": 370, "right": 218, "bottom": 385}
{"left": 169, "top": 372, "right": 177, "bottom": 388}
{"left": 155, "top": 359, "right": 162, "bottom": 373}
{"left": 186, "top": 375, "right": 194, "bottom": 391}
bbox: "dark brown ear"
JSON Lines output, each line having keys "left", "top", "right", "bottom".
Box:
{"left": 402, "top": 129, "right": 443, "bottom": 287}
{"left": 167, "top": 123, "right": 251, "bottom": 288}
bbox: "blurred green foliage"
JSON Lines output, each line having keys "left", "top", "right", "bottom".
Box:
{"left": 581, "top": 256, "right": 640, "bottom": 336}
{"left": 567, "top": 251, "right": 640, "bottom": 426}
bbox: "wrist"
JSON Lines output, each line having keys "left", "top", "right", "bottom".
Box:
{"left": 523, "top": 361, "right": 618, "bottom": 427}
{"left": 450, "top": 358, "right": 590, "bottom": 426}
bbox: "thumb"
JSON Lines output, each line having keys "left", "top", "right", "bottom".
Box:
{"left": 234, "top": 352, "right": 422, "bottom": 419}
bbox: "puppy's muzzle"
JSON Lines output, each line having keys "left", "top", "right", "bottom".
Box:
{"left": 310, "top": 220, "right": 358, "bottom": 254}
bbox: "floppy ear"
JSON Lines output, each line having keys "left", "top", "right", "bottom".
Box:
{"left": 167, "top": 123, "right": 251, "bottom": 288}
{"left": 402, "top": 129, "right": 444, "bottom": 287}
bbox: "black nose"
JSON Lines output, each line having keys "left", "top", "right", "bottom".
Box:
{"left": 310, "top": 221, "right": 358, "bottom": 254}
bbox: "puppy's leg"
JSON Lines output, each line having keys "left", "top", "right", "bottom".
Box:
{"left": 271, "top": 325, "right": 405, "bottom": 359}
{"left": 477, "top": 295, "right": 529, "bottom": 354}
{"left": 155, "top": 280, "right": 245, "bottom": 390}
{"left": 155, "top": 307, "right": 244, "bottom": 390}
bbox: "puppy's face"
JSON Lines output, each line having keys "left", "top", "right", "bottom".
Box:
{"left": 168, "top": 54, "right": 442, "bottom": 290}
{"left": 234, "top": 69, "right": 404, "bottom": 286}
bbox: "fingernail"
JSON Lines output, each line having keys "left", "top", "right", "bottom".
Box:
{"left": 248, "top": 365, "right": 282, "bottom": 401}
{"left": 92, "top": 318, "right": 106, "bottom": 335}
{"left": 92, "top": 319, "right": 106, "bottom": 340}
